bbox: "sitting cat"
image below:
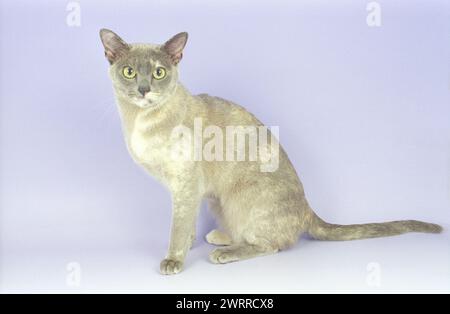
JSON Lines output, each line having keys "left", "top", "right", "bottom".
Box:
{"left": 99, "top": 29, "right": 442, "bottom": 275}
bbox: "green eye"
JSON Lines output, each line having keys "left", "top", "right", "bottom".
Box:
{"left": 153, "top": 67, "right": 166, "bottom": 80}
{"left": 122, "top": 66, "right": 136, "bottom": 79}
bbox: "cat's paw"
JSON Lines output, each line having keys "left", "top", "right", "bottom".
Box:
{"left": 206, "top": 229, "right": 232, "bottom": 246}
{"left": 209, "top": 248, "right": 237, "bottom": 264}
{"left": 160, "top": 258, "right": 183, "bottom": 275}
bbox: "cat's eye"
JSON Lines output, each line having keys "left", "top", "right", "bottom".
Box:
{"left": 122, "top": 66, "right": 136, "bottom": 79}
{"left": 153, "top": 67, "right": 166, "bottom": 80}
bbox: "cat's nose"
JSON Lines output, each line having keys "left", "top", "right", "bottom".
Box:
{"left": 138, "top": 85, "right": 150, "bottom": 96}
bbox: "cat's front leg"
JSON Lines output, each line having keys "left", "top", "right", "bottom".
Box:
{"left": 160, "top": 191, "right": 201, "bottom": 275}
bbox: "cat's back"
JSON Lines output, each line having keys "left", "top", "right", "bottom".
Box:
{"left": 195, "top": 93, "right": 263, "bottom": 126}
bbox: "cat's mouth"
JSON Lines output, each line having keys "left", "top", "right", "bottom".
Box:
{"left": 132, "top": 93, "right": 161, "bottom": 108}
{"left": 134, "top": 97, "right": 156, "bottom": 108}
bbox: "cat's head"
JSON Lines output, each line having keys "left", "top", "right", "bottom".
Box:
{"left": 100, "top": 29, "right": 188, "bottom": 108}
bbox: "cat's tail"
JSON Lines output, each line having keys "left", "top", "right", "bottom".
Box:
{"left": 307, "top": 213, "right": 443, "bottom": 241}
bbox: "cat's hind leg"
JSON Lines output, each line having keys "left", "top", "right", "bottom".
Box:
{"left": 206, "top": 229, "right": 233, "bottom": 246}
{"left": 209, "top": 242, "right": 278, "bottom": 264}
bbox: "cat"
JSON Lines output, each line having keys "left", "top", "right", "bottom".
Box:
{"left": 99, "top": 29, "right": 442, "bottom": 275}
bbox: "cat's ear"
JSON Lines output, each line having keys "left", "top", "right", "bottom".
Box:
{"left": 99, "top": 29, "right": 130, "bottom": 64}
{"left": 162, "top": 32, "right": 188, "bottom": 65}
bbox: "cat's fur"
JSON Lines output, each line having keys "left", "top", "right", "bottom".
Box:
{"left": 100, "top": 29, "right": 442, "bottom": 275}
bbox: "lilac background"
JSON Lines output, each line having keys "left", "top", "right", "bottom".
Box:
{"left": 0, "top": 0, "right": 449, "bottom": 292}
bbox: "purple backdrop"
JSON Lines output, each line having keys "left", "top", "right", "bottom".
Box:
{"left": 0, "top": 0, "right": 449, "bottom": 292}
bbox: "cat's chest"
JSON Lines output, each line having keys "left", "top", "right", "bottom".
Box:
{"left": 129, "top": 129, "right": 163, "bottom": 162}
{"left": 127, "top": 116, "right": 169, "bottom": 173}
{"left": 124, "top": 109, "right": 194, "bottom": 186}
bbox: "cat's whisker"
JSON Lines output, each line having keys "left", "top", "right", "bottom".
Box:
{"left": 90, "top": 98, "right": 120, "bottom": 131}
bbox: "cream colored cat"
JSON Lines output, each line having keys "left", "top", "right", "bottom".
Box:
{"left": 100, "top": 29, "right": 442, "bottom": 275}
